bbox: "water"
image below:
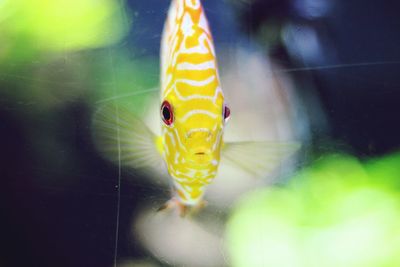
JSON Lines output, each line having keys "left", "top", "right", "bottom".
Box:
{"left": 1, "top": 0, "right": 400, "bottom": 266}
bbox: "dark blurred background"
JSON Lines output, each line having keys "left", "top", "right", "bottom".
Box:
{"left": 1, "top": 0, "right": 400, "bottom": 266}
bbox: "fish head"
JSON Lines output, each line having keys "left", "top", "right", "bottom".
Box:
{"left": 160, "top": 94, "right": 230, "bottom": 172}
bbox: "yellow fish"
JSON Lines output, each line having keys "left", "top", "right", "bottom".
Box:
{"left": 93, "top": 0, "right": 299, "bottom": 215}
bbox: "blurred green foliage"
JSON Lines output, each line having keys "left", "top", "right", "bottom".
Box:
{"left": 0, "top": 0, "right": 159, "bottom": 113}
{"left": 227, "top": 153, "right": 400, "bottom": 267}
{"left": 0, "top": 0, "right": 129, "bottom": 59}
{"left": 0, "top": 0, "right": 159, "bottom": 182}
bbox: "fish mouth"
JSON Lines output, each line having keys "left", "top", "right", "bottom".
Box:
{"left": 188, "top": 149, "right": 212, "bottom": 165}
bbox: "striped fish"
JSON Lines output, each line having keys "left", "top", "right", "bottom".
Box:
{"left": 159, "top": 0, "right": 226, "bottom": 210}
{"left": 93, "top": 0, "right": 299, "bottom": 215}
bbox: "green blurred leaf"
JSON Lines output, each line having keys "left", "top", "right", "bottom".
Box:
{"left": 227, "top": 153, "right": 400, "bottom": 267}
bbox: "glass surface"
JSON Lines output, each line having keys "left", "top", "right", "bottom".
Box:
{"left": 1, "top": 0, "right": 400, "bottom": 266}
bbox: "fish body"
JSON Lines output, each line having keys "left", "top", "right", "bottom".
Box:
{"left": 93, "top": 0, "right": 299, "bottom": 215}
{"left": 159, "top": 0, "right": 225, "bottom": 205}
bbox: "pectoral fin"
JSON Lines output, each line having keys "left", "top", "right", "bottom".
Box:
{"left": 221, "top": 141, "right": 300, "bottom": 178}
{"left": 92, "top": 104, "right": 165, "bottom": 174}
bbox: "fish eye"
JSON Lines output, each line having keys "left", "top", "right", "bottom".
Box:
{"left": 223, "top": 104, "right": 231, "bottom": 122}
{"left": 161, "top": 100, "right": 174, "bottom": 126}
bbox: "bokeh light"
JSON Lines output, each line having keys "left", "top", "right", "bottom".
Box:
{"left": 0, "top": 0, "right": 129, "bottom": 54}
{"left": 227, "top": 153, "right": 400, "bottom": 267}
